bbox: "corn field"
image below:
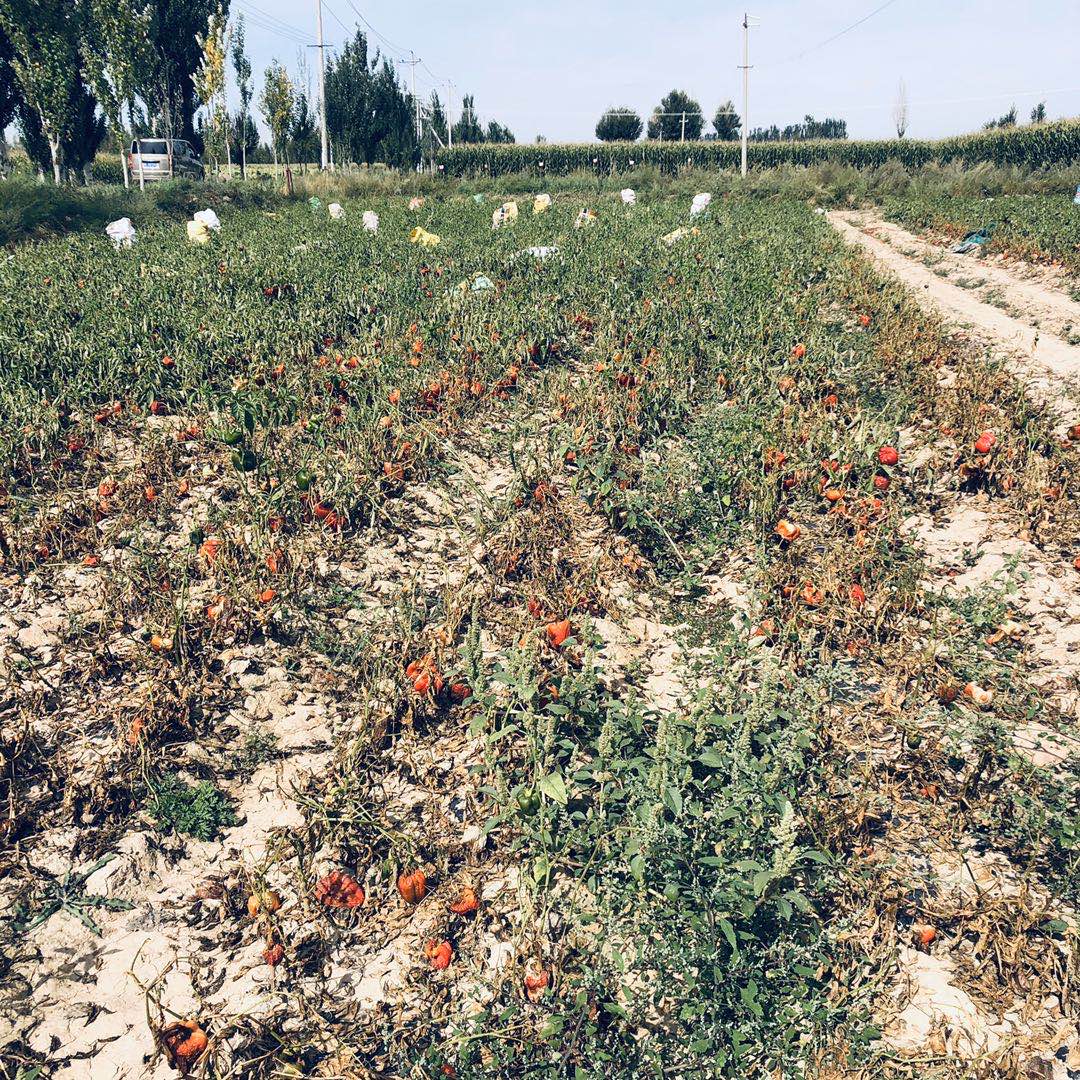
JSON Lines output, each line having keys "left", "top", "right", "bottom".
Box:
{"left": 436, "top": 119, "right": 1080, "bottom": 176}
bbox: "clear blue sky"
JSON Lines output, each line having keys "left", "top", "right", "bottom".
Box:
{"left": 240, "top": 0, "right": 1080, "bottom": 142}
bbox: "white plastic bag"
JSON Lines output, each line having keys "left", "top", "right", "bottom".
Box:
{"left": 105, "top": 217, "right": 136, "bottom": 249}
{"left": 328, "top": 202, "right": 345, "bottom": 219}
{"left": 363, "top": 210, "right": 379, "bottom": 232}
{"left": 574, "top": 208, "right": 596, "bottom": 229}
{"left": 492, "top": 201, "right": 519, "bottom": 230}
{"left": 620, "top": 189, "right": 636, "bottom": 205}
{"left": 194, "top": 208, "right": 221, "bottom": 231}
{"left": 690, "top": 192, "right": 712, "bottom": 217}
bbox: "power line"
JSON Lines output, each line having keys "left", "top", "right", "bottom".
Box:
{"left": 758, "top": 0, "right": 903, "bottom": 68}
{"left": 338, "top": 0, "right": 410, "bottom": 59}
{"left": 235, "top": 0, "right": 313, "bottom": 44}
{"left": 321, "top": 0, "right": 352, "bottom": 38}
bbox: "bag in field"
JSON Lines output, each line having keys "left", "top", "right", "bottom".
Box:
{"left": 621, "top": 189, "right": 636, "bottom": 205}
{"left": 533, "top": 193, "right": 551, "bottom": 214}
{"left": 492, "top": 201, "right": 520, "bottom": 229}
{"left": 408, "top": 196, "right": 426, "bottom": 210}
{"left": 187, "top": 219, "right": 212, "bottom": 245}
{"left": 690, "top": 192, "right": 712, "bottom": 217}
{"left": 363, "top": 210, "right": 379, "bottom": 232}
{"left": 574, "top": 208, "right": 596, "bottom": 229}
{"left": 328, "top": 202, "right": 345, "bottom": 219}
{"left": 661, "top": 226, "right": 699, "bottom": 247}
{"left": 194, "top": 208, "right": 222, "bottom": 231}
{"left": 105, "top": 217, "right": 136, "bottom": 249}
{"left": 409, "top": 226, "right": 441, "bottom": 247}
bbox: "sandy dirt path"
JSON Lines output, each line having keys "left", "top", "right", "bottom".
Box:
{"left": 828, "top": 210, "right": 1080, "bottom": 431}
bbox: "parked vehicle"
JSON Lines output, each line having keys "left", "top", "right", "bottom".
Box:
{"left": 128, "top": 138, "right": 204, "bottom": 182}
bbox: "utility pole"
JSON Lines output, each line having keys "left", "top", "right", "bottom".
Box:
{"left": 680, "top": 110, "right": 686, "bottom": 142}
{"left": 447, "top": 79, "right": 454, "bottom": 148}
{"left": 403, "top": 52, "right": 422, "bottom": 170}
{"left": 740, "top": 13, "right": 758, "bottom": 177}
{"left": 315, "top": 0, "right": 330, "bottom": 170}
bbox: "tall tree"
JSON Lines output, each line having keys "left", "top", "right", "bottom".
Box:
{"left": 324, "top": 30, "right": 373, "bottom": 165}
{"left": 0, "top": 0, "right": 80, "bottom": 182}
{"left": 82, "top": 0, "right": 154, "bottom": 187}
{"left": 486, "top": 120, "right": 514, "bottom": 143}
{"left": 369, "top": 56, "right": 415, "bottom": 166}
{"left": 1030, "top": 101, "right": 1046, "bottom": 124}
{"left": 984, "top": 104, "right": 1017, "bottom": 130}
{"left": 0, "top": 23, "right": 20, "bottom": 133}
{"left": 231, "top": 13, "right": 253, "bottom": 176}
{"left": 647, "top": 90, "right": 703, "bottom": 141}
{"left": 427, "top": 91, "right": 447, "bottom": 148}
{"left": 893, "top": 79, "right": 908, "bottom": 139}
{"left": 595, "top": 107, "right": 642, "bottom": 142}
{"left": 143, "top": 0, "right": 227, "bottom": 148}
{"left": 712, "top": 101, "right": 740, "bottom": 141}
{"left": 451, "top": 93, "right": 483, "bottom": 144}
{"left": 229, "top": 108, "right": 258, "bottom": 163}
{"left": 291, "top": 89, "right": 318, "bottom": 164}
{"left": 194, "top": 3, "right": 230, "bottom": 172}
{"left": 260, "top": 59, "right": 294, "bottom": 166}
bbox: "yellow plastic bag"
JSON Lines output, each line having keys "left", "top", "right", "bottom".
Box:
{"left": 409, "top": 226, "right": 441, "bottom": 247}
{"left": 532, "top": 193, "right": 551, "bottom": 214}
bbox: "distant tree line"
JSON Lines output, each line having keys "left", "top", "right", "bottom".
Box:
{"left": 983, "top": 101, "right": 1047, "bottom": 130}
{"left": 0, "top": 3, "right": 514, "bottom": 184}
{"left": 595, "top": 92, "right": 847, "bottom": 145}
{"left": 749, "top": 115, "right": 848, "bottom": 142}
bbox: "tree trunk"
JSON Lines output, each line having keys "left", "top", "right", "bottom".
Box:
{"left": 223, "top": 98, "right": 232, "bottom": 179}
{"left": 48, "top": 134, "right": 61, "bottom": 185}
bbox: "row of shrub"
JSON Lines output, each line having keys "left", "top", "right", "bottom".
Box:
{"left": 436, "top": 120, "right": 1080, "bottom": 176}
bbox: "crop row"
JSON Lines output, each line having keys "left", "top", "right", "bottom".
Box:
{"left": 880, "top": 190, "right": 1080, "bottom": 275}
{"left": 435, "top": 120, "right": 1080, "bottom": 175}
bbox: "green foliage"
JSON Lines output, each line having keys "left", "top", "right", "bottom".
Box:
{"left": 324, "top": 30, "right": 416, "bottom": 168}
{"left": 882, "top": 189, "right": 1080, "bottom": 274}
{"left": 260, "top": 58, "right": 294, "bottom": 165}
{"left": 0, "top": 22, "right": 21, "bottom": 130}
{"left": 0, "top": 175, "right": 281, "bottom": 245}
{"left": 0, "top": 0, "right": 81, "bottom": 180}
{"left": 596, "top": 107, "right": 643, "bottom": 142}
{"left": 451, "top": 93, "right": 484, "bottom": 144}
{"left": 436, "top": 119, "right": 1080, "bottom": 176}
{"left": 713, "top": 100, "right": 740, "bottom": 141}
{"left": 147, "top": 773, "right": 237, "bottom": 840}
{"left": 750, "top": 114, "right": 847, "bottom": 142}
{"left": 141, "top": 0, "right": 225, "bottom": 149}
{"left": 984, "top": 103, "right": 1018, "bottom": 130}
{"left": 647, "top": 89, "right": 704, "bottom": 141}
{"left": 7, "top": 855, "right": 134, "bottom": 936}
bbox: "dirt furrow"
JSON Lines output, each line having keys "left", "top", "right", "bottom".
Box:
{"left": 828, "top": 210, "right": 1080, "bottom": 433}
